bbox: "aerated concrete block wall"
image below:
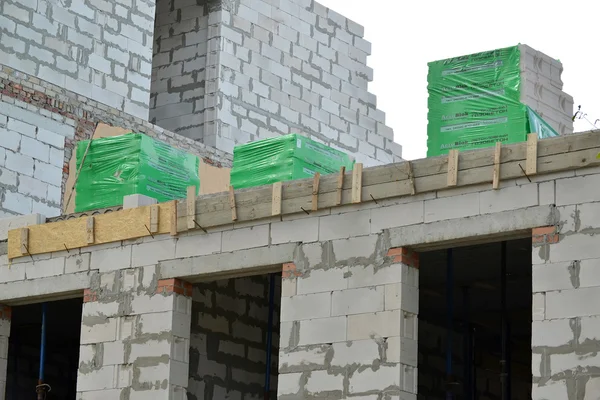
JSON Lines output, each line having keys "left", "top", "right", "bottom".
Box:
{"left": 188, "top": 276, "right": 281, "bottom": 399}
{"left": 150, "top": 0, "right": 402, "bottom": 165}
{"left": 0, "top": 65, "right": 231, "bottom": 219}
{"left": 0, "top": 0, "right": 155, "bottom": 119}
{"left": 531, "top": 172, "right": 600, "bottom": 399}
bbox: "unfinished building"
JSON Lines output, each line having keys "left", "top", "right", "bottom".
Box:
{"left": 0, "top": 0, "right": 597, "bottom": 399}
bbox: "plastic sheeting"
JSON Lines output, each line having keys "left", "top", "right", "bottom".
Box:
{"left": 427, "top": 45, "right": 557, "bottom": 157}
{"left": 75, "top": 133, "right": 200, "bottom": 212}
{"left": 230, "top": 134, "right": 355, "bottom": 189}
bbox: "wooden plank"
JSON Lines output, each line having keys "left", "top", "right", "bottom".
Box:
{"left": 187, "top": 186, "right": 196, "bottom": 230}
{"left": 86, "top": 217, "right": 95, "bottom": 244}
{"left": 352, "top": 163, "right": 363, "bottom": 203}
{"left": 492, "top": 142, "right": 502, "bottom": 189}
{"left": 149, "top": 205, "right": 159, "bottom": 233}
{"left": 407, "top": 161, "right": 416, "bottom": 195}
{"left": 311, "top": 172, "right": 320, "bottom": 211}
{"left": 229, "top": 185, "right": 237, "bottom": 221}
{"left": 526, "top": 133, "right": 538, "bottom": 175}
{"left": 19, "top": 228, "right": 29, "bottom": 256}
{"left": 447, "top": 150, "right": 459, "bottom": 186}
{"left": 8, "top": 202, "right": 175, "bottom": 259}
{"left": 170, "top": 200, "right": 178, "bottom": 236}
{"left": 336, "top": 166, "right": 345, "bottom": 205}
{"left": 272, "top": 182, "right": 282, "bottom": 216}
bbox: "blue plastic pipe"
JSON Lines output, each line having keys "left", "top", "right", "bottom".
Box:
{"left": 264, "top": 274, "right": 276, "bottom": 400}
{"left": 446, "top": 249, "right": 454, "bottom": 400}
{"left": 39, "top": 302, "right": 47, "bottom": 383}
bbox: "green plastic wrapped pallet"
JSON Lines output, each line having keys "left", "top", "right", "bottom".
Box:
{"left": 75, "top": 133, "right": 200, "bottom": 212}
{"left": 427, "top": 45, "right": 559, "bottom": 156}
{"left": 230, "top": 134, "right": 355, "bottom": 189}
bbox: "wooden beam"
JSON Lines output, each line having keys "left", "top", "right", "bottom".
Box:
{"left": 493, "top": 142, "right": 502, "bottom": 189}
{"left": 170, "top": 200, "right": 178, "bottom": 236}
{"left": 9, "top": 132, "right": 600, "bottom": 259}
{"left": 186, "top": 186, "right": 196, "bottom": 230}
{"left": 149, "top": 205, "right": 159, "bottom": 233}
{"left": 229, "top": 185, "right": 237, "bottom": 221}
{"left": 406, "top": 161, "right": 416, "bottom": 195}
{"left": 86, "top": 217, "right": 95, "bottom": 244}
{"left": 311, "top": 172, "right": 320, "bottom": 211}
{"left": 335, "top": 166, "right": 345, "bottom": 206}
{"left": 447, "top": 149, "right": 459, "bottom": 186}
{"left": 272, "top": 182, "right": 282, "bottom": 216}
{"left": 352, "top": 163, "right": 363, "bottom": 203}
{"left": 18, "top": 228, "right": 29, "bottom": 256}
{"left": 526, "top": 133, "right": 538, "bottom": 175}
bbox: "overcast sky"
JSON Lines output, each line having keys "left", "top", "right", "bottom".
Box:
{"left": 319, "top": 0, "right": 600, "bottom": 160}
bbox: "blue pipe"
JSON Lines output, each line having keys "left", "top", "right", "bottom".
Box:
{"left": 39, "top": 302, "right": 47, "bottom": 383}
{"left": 264, "top": 274, "right": 276, "bottom": 400}
{"left": 446, "top": 249, "right": 454, "bottom": 400}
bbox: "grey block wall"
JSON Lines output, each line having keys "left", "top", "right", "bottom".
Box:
{"left": 0, "top": 0, "right": 155, "bottom": 119}
{"left": 188, "top": 275, "right": 281, "bottom": 399}
{"left": 150, "top": 0, "right": 402, "bottom": 165}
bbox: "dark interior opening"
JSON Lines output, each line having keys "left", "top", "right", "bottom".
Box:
{"left": 187, "top": 272, "right": 282, "bottom": 399}
{"left": 418, "top": 238, "right": 532, "bottom": 399}
{"left": 6, "top": 298, "right": 82, "bottom": 400}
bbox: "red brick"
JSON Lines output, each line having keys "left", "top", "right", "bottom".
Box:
{"left": 0, "top": 305, "right": 12, "bottom": 320}
{"left": 387, "top": 247, "right": 419, "bottom": 268}
{"left": 83, "top": 288, "right": 98, "bottom": 303}
{"left": 156, "top": 278, "right": 192, "bottom": 297}
{"left": 282, "top": 262, "right": 302, "bottom": 278}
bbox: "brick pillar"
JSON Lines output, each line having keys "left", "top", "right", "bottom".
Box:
{"left": 0, "top": 306, "right": 11, "bottom": 400}
{"left": 278, "top": 243, "right": 419, "bottom": 399}
{"left": 77, "top": 272, "right": 192, "bottom": 399}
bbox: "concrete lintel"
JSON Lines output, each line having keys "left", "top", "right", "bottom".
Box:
{"left": 122, "top": 194, "right": 158, "bottom": 209}
{"left": 0, "top": 271, "right": 94, "bottom": 304}
{"left": 159, "top": 243, "right": 298, "bottom": 281}
{"left": 389, "top": 205, "right": 557, "bottom": 251}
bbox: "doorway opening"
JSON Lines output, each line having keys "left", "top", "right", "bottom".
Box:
{"left": 418, "top": 238, "right": 532, "bottom": 399}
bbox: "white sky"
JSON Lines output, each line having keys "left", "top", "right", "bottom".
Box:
{"left": 319, "top": 0, "right": 600, "bottom": 160}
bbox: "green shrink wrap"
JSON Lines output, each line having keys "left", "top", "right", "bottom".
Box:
{"left": 230, "top": 134, "right": 355, "bottom": 189}
{"left": 75, "top": 133, "right": 200, "bottom": 212}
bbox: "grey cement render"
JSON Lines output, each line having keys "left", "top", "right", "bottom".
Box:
{"left": 150, "top": 0, "right": 402, "bottom": 165}
{"left": 0, "top": 0, "right": 155, "bottom": 119}
{"left": 3, "top": 167, "right": 600, "bottom": 398}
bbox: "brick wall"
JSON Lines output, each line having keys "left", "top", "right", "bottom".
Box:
{"left": 0, "top": 0, "right": 155, "bottom": 119}
{"left": 189, "top": 275, "right": 281, "bottom": 399}
{"left": 150, "top": 0, "right": 402, "bottom": 165}
{"left": 0, "top": 64, "right": 231, "bottom": 218}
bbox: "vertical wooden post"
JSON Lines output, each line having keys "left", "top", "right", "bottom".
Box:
{"left": 352, "top": 163, "right": 363, "bottom": 204}
{"left": 447, "top": 149, "right": 459, "bottom": 187}
{"left": 272, "top": 182, "right": 282, "bottom": 216}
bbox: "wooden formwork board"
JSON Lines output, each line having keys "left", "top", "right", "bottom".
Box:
{"left": 8, "top": 131, "right": 600, "bottom": 260}
{"left": 8, "top": 202, "right": 175, "bottom": 259}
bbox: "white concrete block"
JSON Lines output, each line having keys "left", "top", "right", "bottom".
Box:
{"left": 76, "top": 366, "right": 116, "bottom": 392}
{"left": 281, "top": 292, "right": 331, "bottom": 322}
{"left": 90, "top": 245, "right": 132, "bottom": 272}
{"left": 331, "top": 234, "right": 378, "bottom": 261}
{"left": 479, "top": 184, "right": 538, "bottom": 214}
{"left": 532, "top": 262, "right": 574, "bottom": 293}
{"left": 305, "top": 370, "right": 344, "bottom": 394}
{"left": 122, "top": 194, "right": 158, "bottom": 209}
{"left": 370, "top": 201, "right": 424, "bottom": 233}
{"left": 296, "top": 267, "right": 348, "bottom": 295}
{"left": 131, "top": 239, "right": 176, "bottom": 267}
{"left": 331, "top": 339, "right": 380, "bottom": 367}
{"left": 298, "top": 316, "right": 346, "bottom": 346}
{"left": 584, "top": 377, "right": 600, "bottom": 400}
{"left": 533, "top": 293, "right": 545, "bottom": 321}
{"left": 349, "top": 364, "right": 400, "bottom": 394}
{"left": 532, "top": 320, "right": 573, "bottom": 347}
{"left": 65, "top": 253, "right": 91, "bottom": 274}
{"left": 25, "top": 256, "right": 64, "bottom": 279}
{"left": 175, "top": 232, "right": 222, "bottom": 258}
{"left": 532, "top": 353, "right": 542, "bottom": 377}
{"left": 103, "top": 340, "right": 126, "bottom": 365}
{"left": 331, "top": 286, "right": 384, "bottom": 316}
{"left": 20, "top": 135, "right": 50, "bottom": 162}
{"left": 2, "top": 190, "right": 33, "bottom": 215}
{"left": 384, "top": 283, "right": 418, "bottom": 314}
{"left": 222, "top": 224, "right": 269, "bottom": 252}
{"left": 0, "top": 167, "right": 17, "bottom": 186}
{"left": 277, "top": 372, "right": 302, "bottom": 395}
{"left": 0, "top": 127, "right": 20, "bottom": 152}
{"left": 279, "top": 346, "right": 329, "bottom": 371}
{"left": 546, "top": 286, "right": 600, "bottom": 319}
{"left": 5, "top": 150, "right": 33, "bottom": 176}
{"left": 580, "top": 316, "right": 600, "bottom": 343}
{"left": 33, "top": 160, "right": 62, "bottom": 185}
{"left": 424, "top": 193, "right": 480, "bottom": 223}
{"left": 347, "top": 310, "right": 400, "bottom": 340}
{"left": 577, "top": 202, "right": 600, "bottom": 231}
{"left": 319, "top": 209, "right": 370, "bottom": 241}
{"left": 0, "top": 213, "right": 45, "bottom": 240}
{"left": 556, "top": 174, "right": 600, "bottom": 206}
{"left": 7, "top": 118, "right": 35, "bottom": 137}
{"left": 548, "top": 233, "right": 600, "bottom": 263}
{"left": 551, "top": 352, "right": 600, "bottom": 375}
{"left": 271, "top": 217, "right": 319, "bottom": 244}
{"left": 80, "top": 318, "right": 118, "bottom": 345}
{"left": 347, "top": 263, "right": 403, "bottom": 289}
